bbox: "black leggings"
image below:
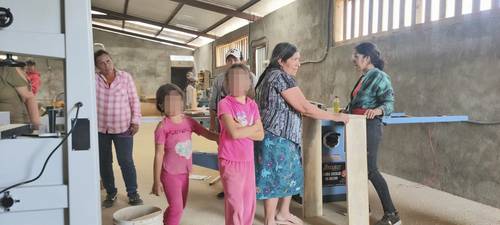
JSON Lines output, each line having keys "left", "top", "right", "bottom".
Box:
{"left": 367, "top": 118, "right": 396, "bottom": 213}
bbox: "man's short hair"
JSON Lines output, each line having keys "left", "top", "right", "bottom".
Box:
{"left": 26, "top": 60, "right": 36, "bottom": 66}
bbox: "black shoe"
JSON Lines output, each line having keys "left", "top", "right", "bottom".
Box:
{"left": 216, "top": 191, "right": 224, "bottom": 199}
{"left": 128, "top": 193, "right": 143, "bottom": 206}
{"left": 375, "top": 212, "right": 401, "bottom": 225}
{"left": 102, "top": 192, "right": 117, "bottom": 208}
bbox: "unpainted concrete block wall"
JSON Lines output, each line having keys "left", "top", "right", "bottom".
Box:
{"left": 30, "top": 29, "right": 193, "bottom": 106}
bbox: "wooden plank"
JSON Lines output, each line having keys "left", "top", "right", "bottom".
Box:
{"left": 388, "top": 0, "right": 394, "bottom": 29}
{"left": 345, "top": 115, "right": 369, "bottom": 225}
{"left": 369, "top": 0, "right": 374, "bottom": 33}
{"left": 439, "top": 0, "right": 446, "bottom": 19}
{"left": 455, "top": 0, "right": 463, "bottom": 16}
{"left": 425, "top": 0, "right": 431, "bottom": 22}
{"left": 302, "top": 117, "right": 323, "bottom": 218}
{"left": 399, "top": 0, "right": 405, "bottom": 27}
{"left": 302, "top": 114, "right": 370, "bottom": 224}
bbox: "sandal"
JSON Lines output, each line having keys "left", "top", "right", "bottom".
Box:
{"left": 275, "top": 221, "right": 292, "bottom": 225}
{"left": 275, "top": 214, "right": 303, "bottom": 225}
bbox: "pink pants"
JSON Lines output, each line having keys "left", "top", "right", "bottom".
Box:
{"left": 219, "top": 159, "right": 256, "bottom": 225}
{"left": 161, "top": 171, "right": 189, "bottom": 225}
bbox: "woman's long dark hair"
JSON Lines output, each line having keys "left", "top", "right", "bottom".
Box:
{"left": 354, "top": 42, "right": 385, "bottom": 71}
{"left": 255, "top": 42, "right": 298, "bottom": 89}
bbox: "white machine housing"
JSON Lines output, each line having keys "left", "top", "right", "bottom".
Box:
{"left": 0, "top": 0, "right": 101, "bottom": 224}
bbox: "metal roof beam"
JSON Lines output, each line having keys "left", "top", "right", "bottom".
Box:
{"left": 93, "top": 24, "right": 196, "bottom": 49}
{"left": 156, "top": 3, "right": 184, "bottom": 36}
{"left": 91, "top": 7, "right": 217, "bottom": 39}
{"left": 169, "top": 0, "right": 261, "bottom": 21}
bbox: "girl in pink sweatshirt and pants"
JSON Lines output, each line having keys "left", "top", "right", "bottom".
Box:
{"left": 151, "top": 83, "right": 218, "bottom": 225}
{"left": 218, "top": 64, "right": 265, "bottom": 225}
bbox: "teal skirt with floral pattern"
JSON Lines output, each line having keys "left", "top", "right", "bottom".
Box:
{"left": 254, "top": 131, "right": 304, "bottom": 199}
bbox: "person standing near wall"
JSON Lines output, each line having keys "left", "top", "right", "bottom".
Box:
{"left": 217, "top": 64, "right": 264, "bottom": 225}
{"left": 151, "top": 83, "right": 219, "bottom": 225}
{"left": 208, "top": 48, "right": 256, "bottom": 199}
{"left": 185, "top": 72, "right": 197, "bottom": 110}
{"left": 25, "top": 60, "right": 41, "bottom": 96}
{"left": 346, "top": 42, "right": 401, "bottom": 225}
{"left": 254, "top": 42, "right": 349, "bottom": 225}
{"left": 0, "top": 66, "right": 40, "bottom": 128}
{"left": 94, "top": 50, "right": 143, "bottom": 208}
{"left": 209, "top": 48, "right": 256, "bottom": 132}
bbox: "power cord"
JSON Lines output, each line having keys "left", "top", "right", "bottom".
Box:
{"left": 0, "top": 102, "right": 83, "bottom": 195}
{"left": 300, "top": 0, "right": 332, "bottom": 65}
{"left": 465, "top": 120, "right": 500, "bottom": 125}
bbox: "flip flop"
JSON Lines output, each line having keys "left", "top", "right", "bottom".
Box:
{"left": 275, "top": 214, "right": 303, "bottom": 225}
{"left": 275, "top": 220, "right": 293, "bottom": 225}
{"left": 288, "top": 214, "right": 304, "bottom": 225}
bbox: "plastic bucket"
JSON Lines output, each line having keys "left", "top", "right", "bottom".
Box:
{"left": 113, "top": 205, "right": 163, "bottom": 225}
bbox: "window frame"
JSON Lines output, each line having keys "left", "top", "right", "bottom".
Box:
{"left": 214, "top": 36, "right": 249, "bottom": 68}
{"left": 333, "top": 0, "right": 499, "bottom": 46}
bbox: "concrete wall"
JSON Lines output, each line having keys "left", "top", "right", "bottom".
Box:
{"left": 193, "top": 42, "right": 213, "bottom": 74}
{"left": 194, "top": 26, "right": 251, "bottom": 78}
{"left": 29, "top": 29, "right": 193, "bottom": 106}
{"left": 92, "top": 29, "right": 193, "bottom": 97}
{"left": 194, "top": 0, "right": 500, "bottom": 208}
{"left": 14, "top": 57, "right": 65, "bottom": 106}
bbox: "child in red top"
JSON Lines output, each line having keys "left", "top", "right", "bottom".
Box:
{"left": 151, "top": 83, "right": 218, "bottom": 225}
{"left": 25, "top": 60, "right": 41, "bottom": 95}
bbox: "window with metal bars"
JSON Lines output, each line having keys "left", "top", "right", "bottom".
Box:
{"left": 215, "top": 36, "right": 249, "bottom": 67}
{"left": 334, "top": 0, "right": 499, "bottom": 42}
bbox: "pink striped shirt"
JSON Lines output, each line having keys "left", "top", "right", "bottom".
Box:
{"left": 96, "top": 70, "right": 141, "bottom": 134}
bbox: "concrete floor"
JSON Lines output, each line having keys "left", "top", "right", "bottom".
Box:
{"left": 101, "top": 122, "right": 500, "bottom": 225}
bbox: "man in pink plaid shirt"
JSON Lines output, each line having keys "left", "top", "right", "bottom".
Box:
{"left": 94, "top": 50, "right": 143, "bottom": 208}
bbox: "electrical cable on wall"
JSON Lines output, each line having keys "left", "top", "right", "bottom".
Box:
{"left": 0, "top": 102, "right": 83, "bottom": 195}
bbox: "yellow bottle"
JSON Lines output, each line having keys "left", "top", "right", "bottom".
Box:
{"left": 333, "top": 96, "right": 340, "bottom": 113}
